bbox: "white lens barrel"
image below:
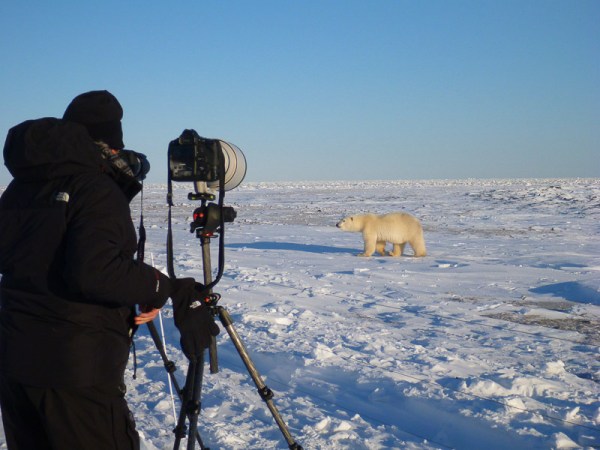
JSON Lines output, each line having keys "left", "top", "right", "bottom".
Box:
{"left": 207, "top": 140, "right": 247, "bottom": 191}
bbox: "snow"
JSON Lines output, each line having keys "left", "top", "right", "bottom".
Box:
{"left": 1, "top": 178, "right": 599, "bottom": 449}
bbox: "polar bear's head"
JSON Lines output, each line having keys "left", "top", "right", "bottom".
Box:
{"left": 336, "top": 215, "right": 363, "bottom": 232}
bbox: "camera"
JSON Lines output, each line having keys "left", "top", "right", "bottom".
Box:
{"left": 120, "top": 149, "right": 150, "bottom": 181}
{"left": 168, "top": 129, "right": 246, "bottom": 191}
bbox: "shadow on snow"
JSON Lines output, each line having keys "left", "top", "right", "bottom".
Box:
{"left": 530, "top": 281, "right": 600, "bottom": 305}
{"left": 226, "top": 241, "right": 358, "bottom": 255}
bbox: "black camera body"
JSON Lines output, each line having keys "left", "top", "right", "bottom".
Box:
{"left": 168, "top": 129, "right": 222, "bottom": 183}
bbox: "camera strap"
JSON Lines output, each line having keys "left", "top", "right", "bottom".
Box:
{"left": 166, "top": 169, "right": 176, "bottom": 278}
{"left": 129, "top": 180, "right": 148, "bottom": 378}
{"left": 137, "top": 183, "right": 146, "bottom": 263}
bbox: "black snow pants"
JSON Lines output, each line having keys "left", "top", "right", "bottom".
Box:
{"left": 0, "top": 376, "right": 140, "bottom": 450}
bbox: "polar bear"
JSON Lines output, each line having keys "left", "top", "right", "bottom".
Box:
{"left": 336, "top": 212, "right": 427, "bottom": 257}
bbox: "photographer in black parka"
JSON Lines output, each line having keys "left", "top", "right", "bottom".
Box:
{"left": 0, "top": 90, "right": 219, "bottom": 450}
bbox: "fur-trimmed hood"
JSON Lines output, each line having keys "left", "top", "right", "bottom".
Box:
{"left": 3, "top": 117, "right": 103, "bottom": 181}
{"left": 3, "top": 117, "right": 141, "bottom": 200}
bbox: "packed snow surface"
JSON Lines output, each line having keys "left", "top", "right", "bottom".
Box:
{"left": 1, "top": 178, "right": 599, "bottom": 449}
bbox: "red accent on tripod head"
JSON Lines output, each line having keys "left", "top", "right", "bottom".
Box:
{"left": 203, "top": 293, "right": 221, "bottom": 307}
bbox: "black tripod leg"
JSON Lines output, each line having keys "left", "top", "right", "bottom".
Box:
{"left": 208, "top": 335, "right": 219, "bottom": 374}
{"left": 217, "top": 307, "right": 303, "bottom": 450}
{"left": 146, "top": 322, "right": 207, "bottom": 450}
{"left": 146, "top": 322, "right": 184, "bottom": 398}
{"left": 186, "top": 354, "right": 205, "bottom": 450}
{"left": 173, "top": 360, "right": 195, "bottom": 450}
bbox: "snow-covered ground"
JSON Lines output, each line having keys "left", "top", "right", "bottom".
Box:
{"left": 1, "top": 178, "right": 599, "bottom": 449}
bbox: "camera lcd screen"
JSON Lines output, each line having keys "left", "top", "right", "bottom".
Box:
{"left": 169, "top": 143, "right": 198, "bottom": 181}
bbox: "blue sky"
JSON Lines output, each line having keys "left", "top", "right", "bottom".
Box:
{"left": 1, "top": 0, "right": 598, "bottom": 184}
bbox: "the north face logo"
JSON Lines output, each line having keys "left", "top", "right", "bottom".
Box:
{"left": 55, "top": 192, "right": 70, "bottom": 203}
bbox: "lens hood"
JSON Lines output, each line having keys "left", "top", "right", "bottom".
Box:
{"left": 206, "top": 140, "right": 247, "bottom": 191}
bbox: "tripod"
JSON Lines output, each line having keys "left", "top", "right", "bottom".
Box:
{"left": 149, "top": 193, "right": 302, "bottom": 450}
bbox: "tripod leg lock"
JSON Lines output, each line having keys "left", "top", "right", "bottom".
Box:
{"left": 165, "top": 360, "right": 177, "bottom": 374}
{"left": 258, "top": 386, "right": 274, "bottom": 401}
{"left": 173, "top": 424, "right": 187, "bottom": 439}
{"left": 186, "top": 400, "right": 201, "bottom": 416}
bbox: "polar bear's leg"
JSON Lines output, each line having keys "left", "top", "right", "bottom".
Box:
{"left": 359, "top": 233, "right": 377, "bottom": 257}
{"left": 376, "top": 241, "right": 386, "bottom": 256}
{"left": 389, "top": 243, "right": 403, "bottom": 257}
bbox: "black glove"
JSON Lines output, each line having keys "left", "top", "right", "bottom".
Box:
{"left": 170, "top": 278, "right": 220, "bottom": 360}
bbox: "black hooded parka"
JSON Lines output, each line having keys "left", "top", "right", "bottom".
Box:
{"left": 0, "top": 117, "right": 171, "bottom": 388}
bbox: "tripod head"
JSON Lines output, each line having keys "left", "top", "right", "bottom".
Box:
{"left": 190, "top": 203, "right": 237, "bottom": 238}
